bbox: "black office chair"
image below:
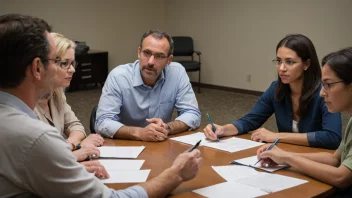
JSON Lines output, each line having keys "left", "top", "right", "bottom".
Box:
{"left": 90, "top": 105, "right": 98, "bottom": 134}
{"left": 172, "top": 36, "right": 201, "bottom": 93}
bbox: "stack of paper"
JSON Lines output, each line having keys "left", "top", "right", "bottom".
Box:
{"left": 101, "top": 169, "right": 151, "bottom": 184}
{"left": 170, "top": 132, "right": 264, "bottom": 152}
{"left": 98, "top": 159, "right": 145, "bottom": 170}
{"left": 95, "top": 148, "right": 150, "bottom": 184}
{"left": 193, "top": 165, "right": 308, "bottom": 197}
{"left": 98, "top": 146, "right": 145, "bottom": 158}
{"left": 231, "top": 155, "right": 288, "bottom": 172}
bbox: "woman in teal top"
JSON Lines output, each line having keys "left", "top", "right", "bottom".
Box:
{"left": 257, "top": 47, "right": 352, "bottom": 197}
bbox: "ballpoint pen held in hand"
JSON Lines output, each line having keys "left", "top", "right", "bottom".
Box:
{"left": 188, "top": 140, "right": 202, "bottom": 152}
{"left": 254, "top": 138, "right": 281, "bottom": 165}
{"left": 206, "top": 113, "right": 220, "bottom": 142}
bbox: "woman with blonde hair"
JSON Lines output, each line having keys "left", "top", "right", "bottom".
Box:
{"left": 35, "top": 33, "right": 106, "bottom": 173}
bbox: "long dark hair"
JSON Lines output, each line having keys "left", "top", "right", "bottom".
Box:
{"left": 274, "top": 34, "right": 321, "bottom": 117}
{"left": 322, "top": 47, "right": 352, "bottom": 85}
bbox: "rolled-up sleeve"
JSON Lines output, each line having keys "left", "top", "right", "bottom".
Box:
{"left": 174, "top": 68, "right": 201, "bottom": 130}
{"left": 306, "top": 98, "right": 342, "bottom": 149}
{"left": 95, "top": 71, "right": 125, "bottom": 138}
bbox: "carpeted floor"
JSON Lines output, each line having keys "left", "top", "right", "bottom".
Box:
{"left": 66, "top": 85, "right": 350, "bottom": 135}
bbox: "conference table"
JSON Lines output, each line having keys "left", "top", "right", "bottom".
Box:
{"left": 103, "top": 130, "right": 335, "bottom": 197}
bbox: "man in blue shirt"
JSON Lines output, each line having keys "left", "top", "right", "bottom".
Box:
{"left": 96, "top": 30, "right": 201, "bottom": 141}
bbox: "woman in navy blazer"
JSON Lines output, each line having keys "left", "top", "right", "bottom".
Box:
{"left": 204, "top": 34, "right": 342, "bottom": 149}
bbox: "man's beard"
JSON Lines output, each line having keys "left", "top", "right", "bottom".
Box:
{"left": 142, "top": 65, "right": 157, "bottom": 79}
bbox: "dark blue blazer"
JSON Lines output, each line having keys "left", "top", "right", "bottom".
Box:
{"left": 232, "top": 81, "right": 342, "bottom": 149}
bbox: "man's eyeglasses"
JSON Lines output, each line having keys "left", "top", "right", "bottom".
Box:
{"left": 59, "top": 60, "right": 78, "bottom": 71}
{"left": 272, "top": 59, "right": 300, "bottom": 68}
{"left": 321, "top": 81, "right": 344, "bottom": 91}
{"left": 142, "top": 50, "right": 169, "bottom": 61}
{"left": 42, "top": 57, "right": 62, "bottom": 66}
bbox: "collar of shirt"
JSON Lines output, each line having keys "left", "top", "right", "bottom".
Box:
{"left": 132, "top": 60, "right": 166, "bottom": 88}
{"left": 0, "top": 91, "right": 38, "bottom": 119}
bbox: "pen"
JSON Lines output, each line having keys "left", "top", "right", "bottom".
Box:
{"left": 188, "top": 140, "right": 202, "bottom": 152}
{"left": 85, "top": 154, "right": 98, "bottom": 161}
{"left": 254, "top": 138, "right": 280, "bottom": 165}
{"left": 206, "top": 113, "right": 220, "bottom": 142}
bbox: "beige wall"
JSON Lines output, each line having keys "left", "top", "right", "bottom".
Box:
{"left": 1, "top": 0, "right": 352, "bottom": 92}
{"left": 165, "top": 0, "right": 352, "bottom": 91}
{"left": 0, "top": 0, "right": 166, "bottom": 71}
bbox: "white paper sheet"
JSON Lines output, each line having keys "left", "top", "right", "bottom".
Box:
{"left": 100, "top": 170, "right": 151, "bottom": 184}
{"left": 231, "top": 155, "right": 288, "bottom": 172}
{"left": 212, "top": 165, "right": 308, "bottom": 194}
{"left": 203, "top": 137, "right": 264, "bottom": 152}
{"left": 193, "top": 182, "right": 269, "bottom": 198}
{"left": 170, "top": 132, "right": 207, "bottom": 145}
{"left": 170, "top": 132, "right": 264, "bottom": 153}
{"left": 98, "top": 159, "right": 145, "bottom": 171}
{"left": 212, "top": 165, "right": 259, "bottom": 182}
{"left": 98, "top": 146, "right": 145, "bottom": 158}
{"left": 238, "top": 172, "right": 308, "bottom": 193}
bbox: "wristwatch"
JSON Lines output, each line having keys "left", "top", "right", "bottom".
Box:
{"left": 75, "top": 143, "right": 81, "bottom": 150}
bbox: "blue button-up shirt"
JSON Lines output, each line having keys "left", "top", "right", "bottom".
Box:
{"left": 96, "top": 61, "right": 201, "bottom": 138}
{"left": 232, "top": 81, "right": 342, "bottom": 149}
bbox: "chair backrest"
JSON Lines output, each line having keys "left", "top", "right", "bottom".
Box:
{"left": 90, "top": 105, "right": 98, "bottom": 134}
{"left": 172, "top": 36, "right": 194, "bottom": 56}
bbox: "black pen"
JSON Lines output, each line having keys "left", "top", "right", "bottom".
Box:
{"left": 85, "top": 154, "right": 98, "bottom": 161}
{"left": 188, "top": 140, "right": 202, "bottom": 152}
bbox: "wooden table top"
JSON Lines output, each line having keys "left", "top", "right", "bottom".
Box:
{"left": 104, "top": 131, "right": 335, "bottom": 198}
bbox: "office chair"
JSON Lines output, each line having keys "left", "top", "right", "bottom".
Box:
{"left": 172, "top": 36, "right": 201, "bottom": 93}
{"left": 90, "top": 105, "right": 98, "bottom": 134}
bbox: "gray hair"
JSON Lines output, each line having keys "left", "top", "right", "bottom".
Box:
{"left": 139, "top": 30, "right": 174, "bottom": 56}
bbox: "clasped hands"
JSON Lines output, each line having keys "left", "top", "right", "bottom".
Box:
{"left": 138, "top": 118, "right": 170, "bottom": 142}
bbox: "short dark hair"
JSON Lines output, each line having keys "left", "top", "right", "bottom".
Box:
{"left": 139, "top": 30, "right": 174, "bottom": 56}
{"left": 0, "top": 14, "right": 52, "bottom": 88}
{"left": 322, "top": 47, "right": 352, "bottom": 85}
{"left": 274, "top": 34, "right": 321, "bottom": 117}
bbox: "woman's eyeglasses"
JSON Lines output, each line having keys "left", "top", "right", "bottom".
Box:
{"left": 59, "top": 60, "right": 78, "bottom": 71}
{"left": 321, "top": 81, "right": 344, "bottom": 91}
{"left": 272, "top": 59, "right": 300, "bottom": 68}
